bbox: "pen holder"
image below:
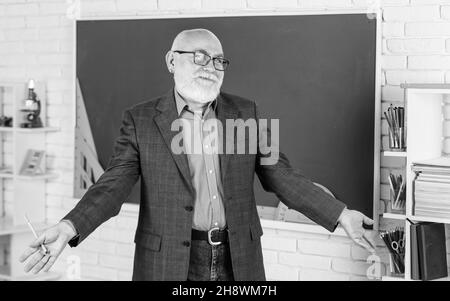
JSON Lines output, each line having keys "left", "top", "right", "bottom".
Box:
{"left": 388, "top": 127, "right": 406, "bottom": 150}
{"left": 390, "top": 185, "right": 406, "bottom": 213}
{"left": 389, "top": 253, "right": 405, "bottom": 276}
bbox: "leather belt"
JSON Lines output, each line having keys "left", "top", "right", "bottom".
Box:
{"left": 191, "top": 227, "right": 228, "bottom": 246}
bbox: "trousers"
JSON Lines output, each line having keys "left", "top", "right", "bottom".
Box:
{"left": 187, "top": 239, "right": 234, "bottom": 281}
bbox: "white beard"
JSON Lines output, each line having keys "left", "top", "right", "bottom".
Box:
{"left": 175, "top": 75, "right": 222, "bottom": 104}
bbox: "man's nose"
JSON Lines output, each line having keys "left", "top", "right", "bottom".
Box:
{"left": 202, "top": 59, "right": 215, "bottom": 71}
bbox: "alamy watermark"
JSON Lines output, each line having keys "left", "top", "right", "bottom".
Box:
{"left": 170, "top": 118, "right": 280, "bottom": 166}
{"left": 366, "top": 254, "right": 382, "bottom": 280}
{"left": 66, "top": 255, "right": 81, "bottom": 280}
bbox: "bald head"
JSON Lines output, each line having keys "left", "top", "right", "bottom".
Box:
{"left": 170, "top": 29, "right": 223, "bottom": 54}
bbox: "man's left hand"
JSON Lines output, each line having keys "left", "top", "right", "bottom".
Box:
{"left": 337, "top": 208, "right": 376, "bottom": 253}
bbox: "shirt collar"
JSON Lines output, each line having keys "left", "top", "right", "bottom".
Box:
{"left": 173, "top": 87, "right": 217, "bottom": 117}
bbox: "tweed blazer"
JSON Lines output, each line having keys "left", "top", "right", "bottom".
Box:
{"left": 64, "top": 89, "right": 346, "bottom": 281}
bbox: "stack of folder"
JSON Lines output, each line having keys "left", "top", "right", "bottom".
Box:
{"left": 412, "top": 156, "right": 450, "bottom": 219}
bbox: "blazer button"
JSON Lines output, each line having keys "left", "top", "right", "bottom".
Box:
{"left": 183, "top": 241, "right": 191, "bottom": 247}
{"left": 185, "top": 206, "right": 193, "bottom": 212}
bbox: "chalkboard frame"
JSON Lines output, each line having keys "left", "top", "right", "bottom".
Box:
{"left": 73, "top": 10, "right": 382, "bottom": 228}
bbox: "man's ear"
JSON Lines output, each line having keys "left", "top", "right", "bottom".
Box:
{"left": 165, "top": 50, "right": 175, "bottom": 73}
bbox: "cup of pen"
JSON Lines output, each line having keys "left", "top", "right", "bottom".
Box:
{"left": 389, "top": 174, "right": 406, "bottom": 214}
{"left": 388, "top": 251, "right": 404, "bottom": 276}
{"left": 388, "top": 127, "right": 405, "bottom": 150}
{"left": 380, "top": 227, "right": 405, "bottom": 276}
{"left": 385, "top": 105, "right": 406, "bottom": 151}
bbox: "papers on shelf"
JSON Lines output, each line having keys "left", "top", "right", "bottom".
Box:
{"left": 412, "top": 156, "right": 450, "bottom": 219}
{"left": 0, "top": 166, "right": 12, "bottom": 174}
{"left": 412, "top": 156, "right": 450, "bottom": 173}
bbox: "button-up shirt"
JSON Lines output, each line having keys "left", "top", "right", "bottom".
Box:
{"left": 174, "top": 89, "right": 227, "bottom": 231}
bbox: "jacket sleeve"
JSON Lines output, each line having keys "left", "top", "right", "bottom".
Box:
{"left": 253, "top": 101, "right": 346, "bottom": 232}
{"left": 63, "top": 109, "right": 141, "bottom": 246}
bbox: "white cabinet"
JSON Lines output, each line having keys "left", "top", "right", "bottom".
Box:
{"left": 382, "top": 84, "right": 450, "bottom": 281}
{"left": 0, "top": 82, "right": 60, "bottom": 281}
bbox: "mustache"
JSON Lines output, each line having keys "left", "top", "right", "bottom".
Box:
{"left": 195, "top": 72, "right": 219, "bottom": 82}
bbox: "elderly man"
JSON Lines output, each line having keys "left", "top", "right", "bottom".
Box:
{"left": 20, "top": 28, "right": 375, "bottom": 281}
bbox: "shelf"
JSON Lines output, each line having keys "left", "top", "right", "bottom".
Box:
{"left": 400, "top": 83, "right": 450, "bottom": 94}
{"left": 382, "top": 275, "right": 407, "bottom": 281}
{"left": 408, "top": 215, "right": 450, "bottom": 225}
{"left": 383, "top": 151, "right": 407, "bottom": 157}
{"left": 382, "top": 275, "right": 450, "bottom": 281}
{"left": 15, "top": 127, "right": 59, "bottom": 133}
{"left": 383, "top": 213, "right": 406, "bottom": 220}
{"left": 0, "top": 127, "right": 59, "bottom": 133}
{"left": 0, "top": 266, "right": 11, "bottom": 281}
{"left": 0, "top": 172, "right": 13, "bottom": 178}
{"left": 0, "top": 217, "right": 48, "bottom": 236}
{"left": 16, "top": 173, "right": 58, "bottom": 180}
{"left": 10, "top": 272, "right": 60, "bottom": 281}
{"left": 429, "top": 276, "right": 450, "bottom": 281}
{"left": 0, "top": 265, "right": 60, "bottom": 281}
{"left": 0, "top": 173, "right": 58, "bottom": 180}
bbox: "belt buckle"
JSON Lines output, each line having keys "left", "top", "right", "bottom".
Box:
{"left": 207, "top": 227, "right": 221, "bottom": 246}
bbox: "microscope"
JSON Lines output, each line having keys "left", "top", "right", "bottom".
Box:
{"left": 20, "top": 79, "right": 43, "bottom": 128}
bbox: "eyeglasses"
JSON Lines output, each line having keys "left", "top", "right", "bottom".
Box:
{"left": 173, "top": 50, "right": 230, "bottom": 71}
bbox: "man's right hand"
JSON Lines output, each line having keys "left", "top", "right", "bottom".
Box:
{"left": 19, "top": 221, "right": 77, "bottom": 274}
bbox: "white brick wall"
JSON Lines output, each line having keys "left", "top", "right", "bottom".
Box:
{"left": 159, "top": 0, "right": 202, "bottom": 11}
{"left": 261, "top": 226, "right": 389, "bottom": 281}
{"left": 386, "top": 38, "right": 444, "bottom": 53}
{"left": 1, "top": 0, "right": 450, "bottom": 281}
{"left": 383, "top": 5, "right": 440, "bottom": 21}
{"left": 116, "top": 0, "right": 157, "bottom": 12}
{"left": 202, "top": 0, "right": 247, "bottom": 10}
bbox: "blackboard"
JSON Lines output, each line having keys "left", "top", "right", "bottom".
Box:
{"left": 76, "top": 14, "right": 376, "bottom": 218}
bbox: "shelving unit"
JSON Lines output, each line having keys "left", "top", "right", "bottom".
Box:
{"left": 383, "top": 151, "right": 407, "bottom": 158}
{"left": 381, "top": 84, "right": 450, "bottom": 281}
{"left": 0, "top": 82, "right": 60, "bottom": 281}
{"left": 382, "top": 213, "right": 405, "bottom": 220}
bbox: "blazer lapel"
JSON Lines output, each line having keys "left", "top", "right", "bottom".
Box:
{"left": 154, "top": 90, "right": 194, "bottom": 196}
{"left": 216, "top": 94, "right": 239, "bottom": 185}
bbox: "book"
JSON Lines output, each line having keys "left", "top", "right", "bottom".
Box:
{"left": 415, "top": 206, "right": 450, "bottom": 212}
{"left": 413, "top": 156, "right": 450, "bottom": 169}
{"left": 416, "top": 222, "right": 448, "bottom": 281}
{"left": 418, "top": 174, "right": 450, "bottom": 181}
{"left": 414, "top": 209, "right": 450, "bottom": 219}
{"left": 19, "top": 149, "right": 44, "bottom": 175}
{"left": 415, "top": 196, "right": 450, "bottom": 205}
{"left": 415, "top": 181, "right": 450, "bottom": 192}
{"left": 410, "top": 223, "right": 421, "bottom": 280}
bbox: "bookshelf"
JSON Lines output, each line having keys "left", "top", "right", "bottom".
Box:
{"left": 0, "top": 82, "right": 61, "bottom": 281}
{"left": 383, "top": 151, "right": 407, "bottom": 158}
{"left": 381, "top": 84, "right": 450, "bottom": 281}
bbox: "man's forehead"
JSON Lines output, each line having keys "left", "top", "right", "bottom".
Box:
{"left": 173, "top": 30, "right": 223, "bottom": 55}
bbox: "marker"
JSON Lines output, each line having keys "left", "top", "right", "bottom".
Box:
{"left": 393, "top": 107, "right": 399, "bottom": 129}
{"left": 24, "top": 214, "right": 49, "bottom": 255}
{"left": 384, "top": 111, "right": 393, "bottom": 129}
{"left": 394, "top": 180, "right": 405, "bottom": 208}
{"left": 398, "top": 107, "right": 404, "bottom": 128}
{"left": 388, "top": 174, "right": 396, "bottom": 197}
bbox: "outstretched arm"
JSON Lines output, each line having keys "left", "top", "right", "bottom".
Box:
{"left": 254, "top": 101, "right": 375, "bottom": 252}
{"left": 20, "top": 109, "right": 141, "bottom": 273}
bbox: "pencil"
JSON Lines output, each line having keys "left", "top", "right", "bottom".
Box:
{"left": 24, "top": 215, "right": 49, "bottom": 255}
{"left": 394, "top": 180, "right": 405, "bottom": 209}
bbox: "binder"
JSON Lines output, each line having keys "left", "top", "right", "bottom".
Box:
{"left": 415, "top": 222, "right": 448, "bottom": 281}
{"left": 410, "top": 223, "right": 421, "bottom": 280}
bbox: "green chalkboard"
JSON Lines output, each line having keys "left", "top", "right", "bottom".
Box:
{"left": 76, "top": 14, "right": 376, "bottom": 218}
